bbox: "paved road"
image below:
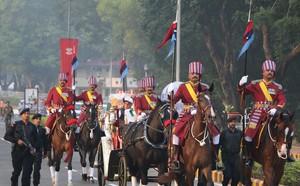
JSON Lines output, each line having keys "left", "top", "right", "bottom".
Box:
{"left": 0, "top": 118, "right": 220, "bottom": 186}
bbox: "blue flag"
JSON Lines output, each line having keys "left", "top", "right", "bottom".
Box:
{"left": 238, "top": 20, "right": 254, "bottom": 59}
{"left": 165, "top": 30, "right": 177, "bottom": 60}
{"left": 71, "top": 56, "right": 79, "bottom": 71}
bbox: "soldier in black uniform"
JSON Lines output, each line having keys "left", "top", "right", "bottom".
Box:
{"left": 31, "top": 113, "right": 47, "bottom": 186}
{"left": 220, "top": 115, "right": 243, "bottom": 186}
{"left": 4, "top": 108, "right": 37, "bottom": 186}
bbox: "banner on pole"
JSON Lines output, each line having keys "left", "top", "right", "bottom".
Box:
{"left": 60, "top": 38, "right": 79, "bottom": 87}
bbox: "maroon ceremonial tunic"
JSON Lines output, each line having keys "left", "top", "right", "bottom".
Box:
{"left": 238, "top": 79, "right": 286, "bottom": 138}
{"left": 173, "top": 81, "right": 219, "bottom": 142}
{"left": 76, "top": 90, "right": 103, "bottom": 125}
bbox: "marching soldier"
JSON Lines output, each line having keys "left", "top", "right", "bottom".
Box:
{"left": 75, "top": 75, "right": 103, "bottom": 128}
{"left": 238, "top": 59, "right": 287, "bottom": 166}
{"left": 135, "top": 76, "right": 158, "bottom": 120}
{"left": 44, "top": 72, "right": 77, "bottom": 134}
{"left": 220, "top": 114, "right": 243, "bottom": 186}
{"left": 4, "top": 108, "right": 37, "bottom": 186}
{"left": 31, "top": 113, "right": 48, "bottom": 186}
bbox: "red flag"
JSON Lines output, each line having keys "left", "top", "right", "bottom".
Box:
{"left": 157, "top": 21, "right": 177, "bottom": 49}
{"left": 242, "top": 20, "right": 253, "bottom": 44}
{"left": 60, "top": 38, "right": 79, "bottom": 87}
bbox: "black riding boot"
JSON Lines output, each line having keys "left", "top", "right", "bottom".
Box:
{"left": 244, "top": 141, "right": 253, "bottom": 167}
{"left": 74, "top": 132, "right": 79, "bottom": 152}
{"left": 212, "top": 144, "right": 220, "bottom": 170}
{"left": 157, "top": 145, "right": 180, "bottom": 184}
{"left": 170, "top": 145, "right": 181, "bottom": 173}
{"left": 287, "top": 137, "right": 295, "bottom": 162}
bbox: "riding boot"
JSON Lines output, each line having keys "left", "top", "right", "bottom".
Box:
{"left": 212, "top": 144, "right": 220, "bottom": 170}
{"left": 287, "top": 137, "right": 295, "bottom": 162}
{"left": 170, "top": 145, "right": 181, "bottom": 173}
{"left": 157, "top": 145, "right": 180, "bottom": 184}
{"left": 243, "top": 141, "right": 253, "bottom": 167}
{"left": 74, "top": 132, "right": 79, "bottom": 152}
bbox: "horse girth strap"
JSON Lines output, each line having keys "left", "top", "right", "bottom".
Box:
{"left": 55, "top": 87, "right": 68, "bottom": 102}
{"left": 185, "top": 83, "right": 197, "bottom": 103}
{"left": 144, "top": 95, "right": 155, "bottom": 110}
{"left": 259, "top": 81, "right": 273, "bottom": 102}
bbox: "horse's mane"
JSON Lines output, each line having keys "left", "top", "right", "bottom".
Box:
{"left": 147, "top": 100, "right": 167, "bottom": 123}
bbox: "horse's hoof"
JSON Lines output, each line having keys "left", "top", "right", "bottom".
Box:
{"left": 82, "top": 174, "right": 88, "bottom": 181}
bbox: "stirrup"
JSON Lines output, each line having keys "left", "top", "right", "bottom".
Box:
{"left": 244, "top": 158, "right": 253, "bottom": 167}
{"left": 170, "top": 160, "right": 181, "bottom": 173}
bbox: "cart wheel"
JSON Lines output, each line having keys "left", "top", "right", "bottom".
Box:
{"left": 97, "top": 143, "right": 105, "bottom": 186}
{"left": 118, "top": 156, "right": 127, "bottom": 186}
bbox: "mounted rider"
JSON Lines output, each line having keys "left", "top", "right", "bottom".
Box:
{"left": 238, "top": 59, "right": 293, "bottom": 165}
{"left": 170, "top": 61, "right": 220, "bottom": 171}
{"left": 76, "top": 75, "right": 103, "bottom": 128}
{"left": 44, "top": 72, "right": 77, "bottom": 134}
{"left": 135, "top": 76, "right": 158, "bottom": 120}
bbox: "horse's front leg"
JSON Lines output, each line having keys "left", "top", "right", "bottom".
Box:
{"left": 67, "top": 153, "right": 73, "bottom": 186}
{"left": 241, "top": 162, "right": 253, "bottom": 186}
{"left": 140, "top": 167, "right": 148, "bottom": 186}
{"left": 263, "top": 161, "right": 275, "bottom": 186}
{"left": 88, "top": 147, "right": 98, "bottom": 183}
{"left": 202, "top": 166, "right": 213, "bottom": 186}
{"left": 157, "top": 161, "right": 168, "bottom": 186}
{"left": 48, "top": 150, "right": 55, "bottom": 184}
{"left": 79, "top": 148, "right": 88, "bottom": 181}
{"left": 185, "top": 165, "right": 195, "bottom": 186}
{"left": 54, "top": 153, "right": 62, "bottom": 186}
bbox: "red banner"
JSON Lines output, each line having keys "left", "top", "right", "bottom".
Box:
{"left": 60, "top": 38, "right": 79, "bottom": 87}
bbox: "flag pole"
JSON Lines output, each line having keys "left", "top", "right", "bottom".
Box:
{"left": 175, "top": 0, "right": 181, "bottom": 81}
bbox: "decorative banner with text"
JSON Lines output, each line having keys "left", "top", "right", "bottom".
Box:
{"left": 60, "top": 38, "right": 79, "bottom": 87}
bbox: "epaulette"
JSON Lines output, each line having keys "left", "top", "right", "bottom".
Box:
{"left": 251, "top": 79, "right": 261, "bottom": 84}
{"left": 273, "top": 81, "right": 283, "bottom": 90}
{"left": 200, "top": 82, "right": 209, "bottom": 88}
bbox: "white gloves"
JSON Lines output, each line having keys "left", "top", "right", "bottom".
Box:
{"left": 191, "top": 108, "right": 197, "bottom": 115}
{"left": 268, "top": 108, "right": 277, "bottom": 116}
{"left": 137, "top": 112, "right": 146, "bottom": 121}
{"left": 239, "top": 75, "right": 248, "bottom": 86}
{"left": 72, "top": 84, "right": 76, "bottom": 90}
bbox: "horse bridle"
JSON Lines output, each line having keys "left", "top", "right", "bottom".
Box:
{"left": 143, "top": 103, "right": 170, "bottom": 149}
{"left": 191, "top": 96, "right": 213, "bottom": 146}
{"left": 267, "top": 114, "right": 291, "bottom": 160}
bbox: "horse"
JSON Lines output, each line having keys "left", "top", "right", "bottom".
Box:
{"left": 176, "top": 93, "right": 215, "bottom": 186}
{"left": 122, "top": 101, "right": 174, "bottom": 186}
{"left": 48, "top": 108, "right": 76, "bottom": 186}
{"left": 77, "top": 104, "right": 104, "bottom": 182}
{"left": 241, "top": 109, "right": 294, "bottom": 186}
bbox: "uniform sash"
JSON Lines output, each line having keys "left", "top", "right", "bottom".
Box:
{"left": 144, "top": 95, "right": 155, "bottom": 110}
{"left": 55, "top": 87, "right": 68, "bottom": 102}
{"left": 185, "top": 83, "right": 197, "bottom": 103}
{"left": 259, "top": 81, "right": 273, "bottom": 102}
{"left": 87, "top": 91, "right": 94, "bottom": 102}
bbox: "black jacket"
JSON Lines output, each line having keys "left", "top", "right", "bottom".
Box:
{"left": 4, "top": 120, "right": 37, "bottom": 152}
{"left": 35, "top": 125, "right": 48, "bottom": 154}
{"left": 220, "top": 128, "right": 242, "bottom": 157}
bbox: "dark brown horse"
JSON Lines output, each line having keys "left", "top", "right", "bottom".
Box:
{"left": 121, "top": 101, "right": 174, "bottom": 186}
{"left": 241, "top": 109, "right": 294, "bottom": 186}
{"left": 48, "top": 109, "right": 76, "bottom": 186}
{"left": 177, "top": 93, "right": 214, "bottom": 186}
{"left": 78, "top": 104, "right": 104, "bottom": 182}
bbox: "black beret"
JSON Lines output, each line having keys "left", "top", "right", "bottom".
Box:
{"left": 19, "top": 108, "right": 30, "bottom": 115}
{"left": 32, "top": 113, "right": 42, "bottom": 120}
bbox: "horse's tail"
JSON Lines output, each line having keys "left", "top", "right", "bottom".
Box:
{"left": 64, "top": 142, "right": 74, "bottom": 163}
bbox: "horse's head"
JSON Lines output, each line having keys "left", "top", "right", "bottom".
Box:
{"left": 148, "top": 100, "right": 178, "bottom": 134}
{"left": 196, "top": 93, "right": 216, "bottom": 124}
{"left": 270, "top": 109, "right": 295, "bottom": 159}
{"left": 85, "top": 104, "right": 97, "bottom": 125}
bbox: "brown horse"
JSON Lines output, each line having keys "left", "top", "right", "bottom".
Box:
{"left": 175, "top": 93, "right": 214, "bottom": 186}
{"left": 241, "top": 109, "right": 294, "bottom": 186}
{"left": 48, "top": 109, "right": 76, "bottom": 186}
